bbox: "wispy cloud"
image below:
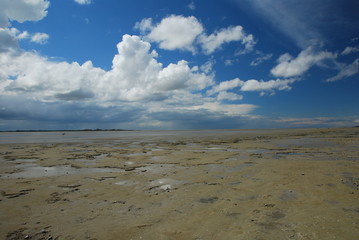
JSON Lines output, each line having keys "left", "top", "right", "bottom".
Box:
{"left": 275, "top": 117, "right": 359, "bottom": 127}
{"left": 325, "top": 59, "right": 359, "bottom": 82}
{"left": 74, "top": 0, "right": 92, "bottom": 5}
{"left": 187, "top": 2, "right": 196, "bottom": 10}
{"left": 250, "top": 53, "right": 272, "bottom": 66}
{"left": 233, "top": 0, "right": 359, "bottom": 48}
{"left": 341, "top": 46, "right": 359, "bottom": 55}
{"left": 271, "top": 46, "right": 336, "bottom": 78}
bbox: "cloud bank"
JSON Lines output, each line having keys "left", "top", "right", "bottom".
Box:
{"left": 0, "top": 2, "right": 357, "bottom": 130}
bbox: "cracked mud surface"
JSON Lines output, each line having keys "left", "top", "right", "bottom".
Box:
{"left": 0, "top": 128, "right": 358, "bottom": 239}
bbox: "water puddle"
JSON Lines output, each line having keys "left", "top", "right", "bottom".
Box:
{"left": 126, "top": 152, "right": 152, "bottom": 157}
{"left": 115, "top": 180, "right": 138, "bottom": 186}
{"left": 73, "top": 159, "right": 97, "bottom": 166}
{"left": 202, "top": 147, "right": 228, "bottom": 152}
{"left": 1, "top": 164, "right": 124, "bottom": 179}
{"left": 12, "top": 159, "right": 38, "bottom": 163}
{"left": 150, "top": 156, "right": 166, "bottom": 162}
{"left": 137, "top": 164, "right": 184, "bottom": 174}
{"left": 247, "top": 149, "right": 272, "bottom": 154}
{"left": 94, "top": 153, "right": 109, "bottom": 159}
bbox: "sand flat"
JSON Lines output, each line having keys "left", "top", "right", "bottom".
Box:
{"left": 0, "top": 128, "right": 358, "bottom": 239}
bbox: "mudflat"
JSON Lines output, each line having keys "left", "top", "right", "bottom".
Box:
{"left": 0, "top": 128, "right": 358, "bottom": 239}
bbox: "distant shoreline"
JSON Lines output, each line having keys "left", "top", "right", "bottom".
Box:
{"left": 0, "top": 126, "right": 358, "bottom": 133}
{"left": 0, "top": 129, "right": 133, "bottom": 133}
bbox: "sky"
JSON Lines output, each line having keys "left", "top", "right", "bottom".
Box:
{"left": 0, "top": 0, "right": 358, "bottom": 130}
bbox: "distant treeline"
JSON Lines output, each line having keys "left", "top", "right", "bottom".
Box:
{"left": 1, "top": 129, "right": 132, "bottom": 132}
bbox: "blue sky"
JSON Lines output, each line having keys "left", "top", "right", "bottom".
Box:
{"left": 0, "top": 0, "right": 358, "bottom": 130}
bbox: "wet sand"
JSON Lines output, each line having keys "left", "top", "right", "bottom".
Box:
{"left": 0, "top": 128, "right": 358, "bottom": 239}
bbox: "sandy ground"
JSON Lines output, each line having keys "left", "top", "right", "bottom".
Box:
{"left": 0, "top": 128, "right": 358, "bottom": 240}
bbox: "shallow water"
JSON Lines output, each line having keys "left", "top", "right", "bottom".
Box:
{"left": 1, "top": 164, "right": 124, "bottom": 179}
{"left": 0, "top": 129, "right": 265, "bottom": 144}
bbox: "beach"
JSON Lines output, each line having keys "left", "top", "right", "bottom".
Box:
{"left": 0, "top": 128, "right": 358, "bottom": 239}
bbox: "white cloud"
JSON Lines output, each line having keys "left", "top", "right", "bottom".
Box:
{"left": 187, "top": 102, "right": 257, "bottom": 116}
{"left": 234, "top": 0, "right": 359, "bottom": 48}
{"left": 0, "top": 28, "right": 19, "bottom": 52}
{"left": 74, "top": 0, "right": 91, "bottom": 5}
{"left": 205, "top": 77, "right": 297, "bottom": 98}
{"left": 199, "top": 26, "right": 255, "bottom": 55}
{"left": 224, "top": 59, "right": 234, "bottom": 66}
{"left": 217, "top": 91, "right": 243, "bottom": 101}
{"left": 234, "top": 0, "right": 320, "bottom": 48}
{"left": 200, "top": 59, "right": 216, "bottom": 74}
{"left": 0, "top": 27, "right": 49, "bottom": 48}
{"left": 16, "top": 30, "right": 29, "bottom": 39}
{"left": 146, "top": 15, "right": 203, "bottom": 52}
{"left": 1, "top": 32, "right": 267, "bottom": 129}
{"left": 1, "top": 34, "right": 214, "bottom": 103}
{"left": 326, "top": 58, "right": 359, "bottom": 82}
{"left": 240, "top": 78, "right": 296, "bottom": 93}
{"left": 271, "top": 46, "right": 336, "bottom": 77}
{"left": 134, "top": 18, "right": 153, "bottom": 34}
{"left": 234, "top": 34, "right": 256, "bottom": 55}
{"left": 250, "top": 53, "right": 272, "bottom": 66}
{"left": 137, "top": 15, "right": 255, "bottom": 55}
{"left": 188, "top": 2, "right": 196, "bottom": 10}
{"left": 275, "top": 117, "right": 358, "bottom": 127}
{"left": 207, "top": 78, "right": 244, "bottom": 95}
{"left": 30, "top": 32, "right": 49, "bottom": 44}
{"left": 0, "top": 0, "right": 49, "bottom": 27}
{"left": 341, "top": 46, "right": 359, "bottom": 55}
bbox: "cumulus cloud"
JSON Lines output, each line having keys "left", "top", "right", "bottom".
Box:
{"left": 271, "top": 46, "right": 336, "bottom": 77}
{"left": 0, "top": 0, "right": 49, "bottom": 27}
{"left": 0, "top": 32, "right": 266, "bottom": 129}
{"left": 145, "top": 15, "right": 203, "bottom": 52}
{"left": 325, "top": 58, "right": 359, "bottom": 82}
{"left": 0, "top": 28, "right": 19, "bottom": 52}
{"left": 1, "top": 34, "right": 214, "bottom": 104}
{"left": 199, "top": 26, "right": 255, "bottom": 55}
{"left": 136, "top": 15, "right": 255, "bottom": 55}
{"left": 0, "top": 27, "right": 49, "bottom": 55}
